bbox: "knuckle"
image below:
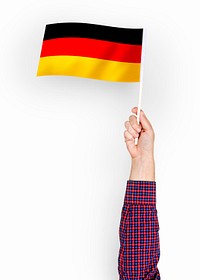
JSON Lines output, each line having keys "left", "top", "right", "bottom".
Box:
{"left": 129, "top": 115, "right": 134, "bottom": 121}
{"left": 124, "top": 121, "right": 129, "bottom": 127}
{"left": 124, "top": 130, "right": 128, "bottom": 136}
{"left": 134, "top": 131, "right": 139, "bottom": 137}
{"left": 129, "top": 127, "right": 138, "bottom": 136}
{"left": 131, "top": 108, "right": 137, "bottom": 113}
{"left": 132, "top": 124, "right": 138, "bottom": 129}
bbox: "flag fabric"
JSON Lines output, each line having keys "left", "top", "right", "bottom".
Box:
{"left": 36, "top": 22, "right": 143, "bottom": 82}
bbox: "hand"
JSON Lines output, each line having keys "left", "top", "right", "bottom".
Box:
{"left": 124, "top": 107, "right": 155, "bottom": 160}
{"left": 124, "top": 107, "right": 155, "bottom": 181}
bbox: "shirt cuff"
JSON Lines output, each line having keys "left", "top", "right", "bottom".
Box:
{"left": 124, "top": 180, "right": 156, "bottom": 205}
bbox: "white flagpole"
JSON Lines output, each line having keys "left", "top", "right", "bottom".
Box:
{"left": 135, "top": 28, "right": 146, "bottom": 145}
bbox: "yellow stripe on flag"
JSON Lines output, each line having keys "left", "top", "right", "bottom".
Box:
{"left": 36, "top": 56, "right": 141, "bottom": 82}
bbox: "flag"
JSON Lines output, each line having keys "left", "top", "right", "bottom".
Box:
{"left": 36, "top": 22, "right": 143, "bottom": 82}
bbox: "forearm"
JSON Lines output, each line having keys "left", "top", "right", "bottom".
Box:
{"left": 129, "top": 156, "right": 155, "bottom": 181}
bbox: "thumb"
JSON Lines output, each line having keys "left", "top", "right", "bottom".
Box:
{"left": 131, "top": 107, "right": 153, "bottom": 132}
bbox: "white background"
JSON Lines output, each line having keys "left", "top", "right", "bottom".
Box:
{"left": 0, "top": 1, "right": 199, "bottom": 279}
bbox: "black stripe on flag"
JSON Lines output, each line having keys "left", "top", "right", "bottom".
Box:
{"left": 43, "top": 22, "right": 143, "bottom": 45}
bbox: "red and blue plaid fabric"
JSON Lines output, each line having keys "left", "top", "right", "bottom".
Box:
{"left": 118, "top": 180, "right": 160, "bottom": 279}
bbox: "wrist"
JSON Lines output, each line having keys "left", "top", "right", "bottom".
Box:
{"left": 129, "top": 156, "right": 155, "bottom": 181}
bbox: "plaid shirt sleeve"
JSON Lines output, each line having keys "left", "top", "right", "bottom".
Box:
{"left": 118, "top": 180, "right": 161, "bottom": 280}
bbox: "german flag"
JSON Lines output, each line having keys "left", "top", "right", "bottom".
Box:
{"left": 36, "top": 22, "right": 143, "bottom": 82}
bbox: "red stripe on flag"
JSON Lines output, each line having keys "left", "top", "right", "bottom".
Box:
{"left": 40, "top": 37, "right": 142, "bottom": 63}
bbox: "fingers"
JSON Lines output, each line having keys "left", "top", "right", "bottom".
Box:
{"left": 124, "top": 130, "right": 136, "bottom": 153}
{"left": 124, "top": 111, "right": 142, "bottom": 142}
{"left": 128, "top": 112, "right": 142, "bottom": 133}
{"left": 131, "top": 107, "right": 153, "bottom": 132}
{"left": 124, "top": 107, "right": 154, "bottom": 145}
{"left": 124, "top": 130, "right": 135, "bottom": 141}
{"left": 124, "top": 121, "right": 140, "bottom": 139}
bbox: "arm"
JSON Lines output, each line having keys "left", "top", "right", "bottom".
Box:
{"left": 118, "top": 107, "right": 161, "bottom": 280}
